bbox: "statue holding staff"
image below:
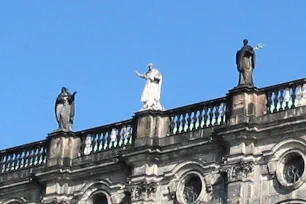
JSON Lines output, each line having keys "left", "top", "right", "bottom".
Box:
{"left": 55, "top": 87, "right": 77, "bottom": 131}
{"left": 236, "top": 39, "right": 256, "bottom": 87}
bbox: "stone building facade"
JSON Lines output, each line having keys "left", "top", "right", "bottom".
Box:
{"left": 1, "top": 78, "right": 306, "bottom": 204}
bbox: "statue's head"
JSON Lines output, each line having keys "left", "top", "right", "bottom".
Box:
{"left": 148, "top": 63, "right": 154, "bottom": 71}
{"left": 243, "top": 39, "right": 248, "bottom": 46}
{"left": 61, "top": 87, "right": 68, "bottom": 92}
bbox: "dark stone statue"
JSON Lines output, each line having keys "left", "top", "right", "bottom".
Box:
{"left": 236, "top": 39, "right": 256, "bottom": 87}
{"left": 55, "top": 87, "right": 77, "bottom": 131}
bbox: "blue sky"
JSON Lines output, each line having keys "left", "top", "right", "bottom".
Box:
{"left": 1, "top": 1, "right": 306, "bottom": 149}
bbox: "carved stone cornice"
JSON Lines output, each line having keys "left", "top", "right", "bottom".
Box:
{"left": 125, "top": 180, "right": 157, "bottom": 201}
{"left": 42, "top": 201, "right": 70, "bottom": 204}
{"left": 220, "top": 161, "right": 255, "bottom": 182}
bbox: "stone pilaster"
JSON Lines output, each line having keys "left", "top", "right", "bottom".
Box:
{"left": 40, "top": 130, "right": 81, "bottom": 204}
{"left": 124, "top": 110, "right": 169, "bottom": 204}
{"left": 220, "top": 161, "right": 256, "bottom": 204}
{"left": 218, "top": 86, "right": 265, "bottom": 203}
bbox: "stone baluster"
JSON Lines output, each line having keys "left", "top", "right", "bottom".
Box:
{"left": 301, "top": 84, "right": 306, "bottom": 106}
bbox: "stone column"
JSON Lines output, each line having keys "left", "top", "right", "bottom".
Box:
{"left": 228, "top": 86, "right": 266, "bottom": 125}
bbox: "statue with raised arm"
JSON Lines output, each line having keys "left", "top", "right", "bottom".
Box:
{"left": 55, "top": 87, "right": 77, "bottom": 131}
{"left": 236, "top": 39, "right": 256, "bottom": 87}
{"left": 135, "top": 63, "right": 164, "bottom": 111}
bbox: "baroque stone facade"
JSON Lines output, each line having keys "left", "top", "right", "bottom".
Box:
{"left": 2, "top": 79, "right": 306, "bottom": 204}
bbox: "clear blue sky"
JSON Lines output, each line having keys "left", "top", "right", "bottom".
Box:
{"left": 1, "top": 1, "right": 306, "bottom": 149}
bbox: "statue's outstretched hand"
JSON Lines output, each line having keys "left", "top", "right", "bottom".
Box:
{"left": 73, "top": 91, "right": 77, "bottom": 95}
{"left": 136, "top": 71, "right": 145, "bottom": 78}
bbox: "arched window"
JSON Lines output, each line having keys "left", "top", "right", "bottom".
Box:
{"left": 183, "top": 174, "right": 202, "bottom": 204}
{"left": 72, "top": 181, "right": 112, "bottom": 204}
{"left": 92, "top": 194, "right": 108, "bottom": 204}
{"left": 1, "top": 198, "right": 26, "bottom": 204}
{"left": 275, "top": 150, "right": 306, "bottom": 190}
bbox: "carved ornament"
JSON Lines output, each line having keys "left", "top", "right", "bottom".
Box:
{"left": 125, "top": 180, "right": 157, "bottom": 201}
{"left": 220, "top": 161, "right": 255, "bottom": 181}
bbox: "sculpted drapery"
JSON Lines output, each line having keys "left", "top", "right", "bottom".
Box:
{"left": 55, "top": 87, "right": 77, "bottom": 131}
{"left": 136, "top": 63, "right": 164, "bottom": 111}
{"left": 236, "top": 39, "right": 256, "bottom": 87}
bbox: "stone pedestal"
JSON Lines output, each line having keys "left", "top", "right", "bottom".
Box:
{"left": 134, "top": 110, "right": 170, "bottom": 147}
{"left": 47, "top": 130, "right": 81, "bottom": 167}
{"left": 40, "top": 130, "right": 81, "bottom": 203}
{"left": 228, "top": 86, "right": 266, "bottom": 125}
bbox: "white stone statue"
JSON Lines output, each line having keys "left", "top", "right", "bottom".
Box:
{"left": 135, "top": 63, "right": 164, "bottom": 111}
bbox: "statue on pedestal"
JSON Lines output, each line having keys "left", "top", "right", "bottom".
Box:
{"left": 135, "top": 63, "right": 164, "bottom": 111}
{"left": 55, "top": 87, "right": 77, "bottom": 131}
{"left": 236, "top": 39, "right": 256, "bottom": 87}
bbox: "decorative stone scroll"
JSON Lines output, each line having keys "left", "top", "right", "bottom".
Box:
{"left": 126, "top": 180, "right": 157, "bottom": 201}
{"left": 220, "top": 161, "right": 255, "bottom": 182}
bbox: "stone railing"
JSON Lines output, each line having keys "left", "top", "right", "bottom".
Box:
{"left": 78, "top": 119, "right": 134, "bottom": 156}
{"left": 2, "top": 78, "right": 306, "bottom": 175}
{"left": 166, "top": 97, "right": 227, "bottom": 135}
{"left": 0, "top": 140, "right": 47, "bottom": 173}
{"left": 262, "top": 78, "right": 306, "bottom": 114}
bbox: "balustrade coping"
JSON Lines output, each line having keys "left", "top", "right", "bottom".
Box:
{"left": 0, "top": 140, "right": 47, "bottom": 154}
{"left": 259, "top": 77, "right": 306, "bottom": 92}
{"left": 165, "top": 97, "right": 227, "bottom": 114}
{"left": 75, "top": 119, "right": 134, "bottom": 135}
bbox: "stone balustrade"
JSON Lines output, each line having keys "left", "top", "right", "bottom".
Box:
{"left": 262, "top": 78, "right": 306, "bottom": 114}
{"left": 166, "top": 97, "right": 227, "bottom": 135}
{"left": 1, "top": 78, "right": 306, "bottom": 175}
{"left": 78, "top": 119, "right": 133, "bottom": 156}
{"left": 0, "top": 140, "right": 47, "bottom": 173}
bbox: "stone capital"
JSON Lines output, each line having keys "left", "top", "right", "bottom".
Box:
{"left": 126, "top": 180, "right": 157, "bottom": 202}
{"left": 220, "top": 161, "right": 255, "bottom": 183}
